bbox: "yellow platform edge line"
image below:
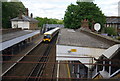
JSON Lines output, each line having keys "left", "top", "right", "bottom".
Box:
{"left": 66, "top": 61, "right": 71, "bottom": 78}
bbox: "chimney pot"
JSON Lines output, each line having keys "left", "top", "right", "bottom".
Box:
{"left": 19, "top": 10, "right": 22, "bottom": 19}
{"left": 25, "top": 8, "right": 29, "bottom": 16}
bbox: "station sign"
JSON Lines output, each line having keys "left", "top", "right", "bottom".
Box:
{"left": 71, "top": 49, "right": 77, "bottom": 52}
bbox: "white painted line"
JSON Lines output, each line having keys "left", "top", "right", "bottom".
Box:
{"left": 57, "top": 61, "right": 60, "bottom": 81}
{"left": 110, "top": 69, "right": 120, "bottom": 78}
{"left": 1, "top": 39, "right": 43, "bottom": 77}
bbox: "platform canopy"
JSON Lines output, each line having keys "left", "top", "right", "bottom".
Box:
{"left": 0, "top": 30, "right": 40, "bottom": 51}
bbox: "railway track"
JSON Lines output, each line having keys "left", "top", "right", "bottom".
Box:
{"left": 2, "top": 34, "right": 58, "bottom": 81}
{"left": 40, "top": 34, "right": 58, "bottom": 81}
{"left": 25, "top": 45, "right": 52, "bottom": 81}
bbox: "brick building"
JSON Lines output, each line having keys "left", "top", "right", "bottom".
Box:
{"left": 105, "top": 16, "right": 120, "bottom": 34}
{"left": 11, "top": 8, "right": 39, "bottom": 30}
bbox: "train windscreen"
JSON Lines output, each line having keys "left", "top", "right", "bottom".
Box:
{"left": 44, "top": 35, "right": 51, "bottom": 39}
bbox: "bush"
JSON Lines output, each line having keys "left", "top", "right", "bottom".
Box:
{"left": 104, "top": 27, "right": 117, "bottom": 36}
{"left": 116, "top": 36, "right": 120, "bottom": 40}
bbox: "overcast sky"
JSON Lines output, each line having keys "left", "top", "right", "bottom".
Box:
{"left": 12, "top": 0, "right": 120, "bottom": 19}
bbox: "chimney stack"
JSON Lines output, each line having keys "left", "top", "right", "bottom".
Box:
{"left": 30, "top": 13, "right": 33, "bottom": 18}
{"left": 25, "top": 8, "right": 29, "bottom": 16}
{"left": 19, "top": 10, "right": 22, "bottom": 19}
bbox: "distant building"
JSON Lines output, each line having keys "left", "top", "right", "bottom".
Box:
{"left": 105, "top": 16, "right": 120, "bottom": 34}
{"left": 42, "top": 24, "right": 64, "bottom": 32}
{"left": 45, "top": 24, "right": 64, "bottom": 29}
{"left": 11, "top": 8, "right": 39, "bottom": 30}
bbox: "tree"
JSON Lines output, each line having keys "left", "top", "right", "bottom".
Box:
{"left": 2, "top": 2, "right": 26, "bottom": 28}
{"left": 35, "top": 17, "right": 64, "bottom": 27}
{"left": 64, "top": 2, "right": 106, "bottom": 30}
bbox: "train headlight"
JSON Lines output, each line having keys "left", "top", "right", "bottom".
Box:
{"left": 48, "top": 39, "right": 50, "bottom": 42}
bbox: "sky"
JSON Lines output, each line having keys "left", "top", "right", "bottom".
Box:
{"left": 9, "top": 0, "right": 120, "bottom": 19}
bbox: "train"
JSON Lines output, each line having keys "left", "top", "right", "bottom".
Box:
{"left": 43, "top": 27, "right": 60, "bottom": 42}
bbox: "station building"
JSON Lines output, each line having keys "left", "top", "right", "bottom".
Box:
{"left": 92, "top": 44, "right": 120, "bottom": 79}
{"left": 56, "top": 28, "right": 120, "bottom": 79}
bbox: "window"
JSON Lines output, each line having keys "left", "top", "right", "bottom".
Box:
{"left": 44, "top": 35, "right": 51, "bottom": 39}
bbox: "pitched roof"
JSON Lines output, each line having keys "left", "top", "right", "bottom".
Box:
{"left": 11, "top": 15, "right": 39, "bottom": 22}
{"left": 102, "top": 44, "right": 120, "bottom": 59}
{"left": 106, "top": 17, "right": 120, "bottom": 24}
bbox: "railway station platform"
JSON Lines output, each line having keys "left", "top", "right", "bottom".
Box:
{"left": 56, "top": 28, "right": 120, "bottom": 62}
{"left": 56, "top": 28, "right": 120, "bottom": 79}
{"left": 1, "top": 29, "right": 43, "bottom": 76}
{"left": 56, "top": 28, "right": 113, "bottom": 64}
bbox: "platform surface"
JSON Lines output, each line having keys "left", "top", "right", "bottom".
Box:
{"left": 57, "top": 28, "right": 112, "bottom": 49}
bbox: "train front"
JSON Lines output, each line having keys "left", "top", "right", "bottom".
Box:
{"left": 43, "top": 34, "right": 51, "bottom": 42}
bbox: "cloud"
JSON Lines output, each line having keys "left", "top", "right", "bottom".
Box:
{"left": 94, "top": 0, "right": 119, "bottom": 16}
{"left": 20, "top": 0, "right": 120, "bottom": 19}
{"left": 21, "top": 0, "right": 71, "bottom": 19}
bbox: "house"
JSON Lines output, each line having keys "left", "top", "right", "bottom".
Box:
{"left": 105, "top": 16, "right": 120, "bottom": 34}
{"left": 11, "top": 8, "right": 39, "bottom": 30}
